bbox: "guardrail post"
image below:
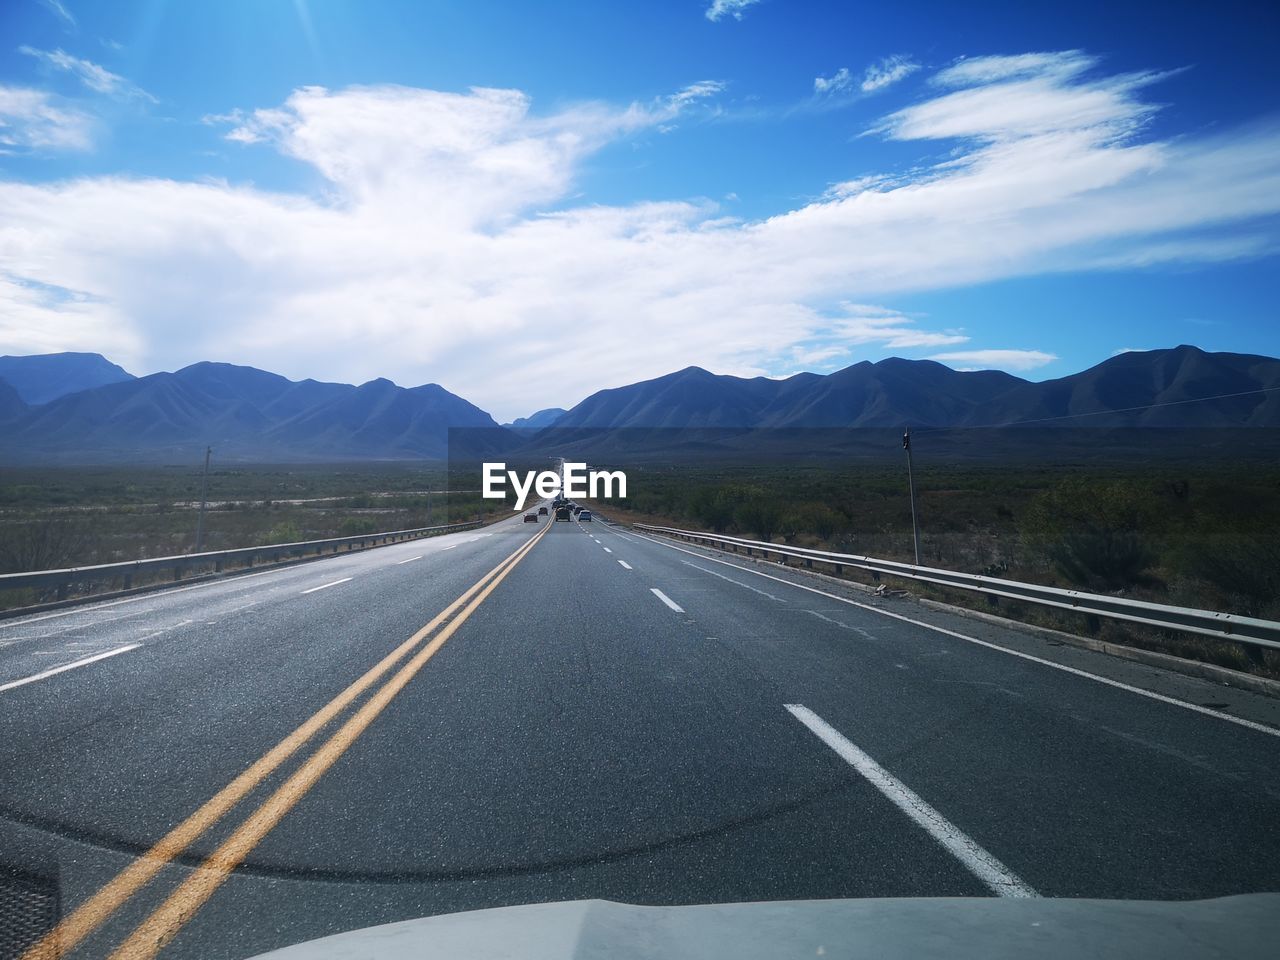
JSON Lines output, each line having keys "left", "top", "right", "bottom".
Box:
{"left": 123, "top": 572, "right": 134, "bottom": 589}
{"left": 215, "top": 558, "right": 223, "bottom": 573}
{"left": 173, "top": 566, "right": 181, "bottom": 582}
{"left": 56, "top": 581, "right": 69, "bottom": 601}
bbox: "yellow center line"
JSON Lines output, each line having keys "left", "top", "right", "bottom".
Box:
{"left": 111, "top": 523, "right": 546, "bottom": 959}
{"left": 23, "top": 526, "right": 544, "bottom": 960}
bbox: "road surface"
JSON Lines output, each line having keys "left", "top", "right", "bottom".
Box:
{"left": 1, "top": 510, "right": 1278, "bottom": 959}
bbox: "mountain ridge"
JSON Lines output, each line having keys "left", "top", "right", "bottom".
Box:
{"left": 0, "top": 352, "right": 135, "bottom": 405}
{"left": 0, "top": 361, "right": 499, "bottom": 463}
{"left": 553, "top": 346, "right": 1280, "bottom": 430}
{"left": 1, "top": 345, "right": 1276, "bottom": 463}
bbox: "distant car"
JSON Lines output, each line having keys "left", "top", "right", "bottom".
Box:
{"left": 523, "top": 513, "right": 538, "bottom": 522}
{"left": 555, "top": 505, "right": 572, "bottom": 521}
{"left": 572, "top": 504, "right": 582, "bottom": 515}
{"left": 538, "top": 506, "right": 548, "bottom": 515}
{"left": 579, "top": 510, "right": 592, "bottom": 521}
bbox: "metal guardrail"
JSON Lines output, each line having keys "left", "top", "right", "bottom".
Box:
{"left": 0, "top": 520, "right": 483, "bottom": 605}
{"left": 634, "top": 524, "right": 1280, "bottom": 652}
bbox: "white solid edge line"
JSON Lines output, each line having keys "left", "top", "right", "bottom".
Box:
{"left": 680, "top": 559, "right": 787, "bottom": 603}
{"left": 627, "top": 531, "right": 1280, "bottom": 739}
{"left": 396, "top": 556, "right": 423, "bottom": 564}
{"left": 618, "top": 561, "right": 633, "bottom": 570}
{"left": 650, "top": 588, "right": 684, "bottom": 613}
{"left": 786, "top": 704, "right": 1038, "bottom": 898}
{"left": 301, "top": 577, "right": 353, "bottom": 595}
{"left": 0, "top": 644, "right": 142, "bottom": 694}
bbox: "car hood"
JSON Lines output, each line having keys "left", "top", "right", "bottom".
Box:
{"left": 248, "top": 894, "right": 1280, "bottom": 960}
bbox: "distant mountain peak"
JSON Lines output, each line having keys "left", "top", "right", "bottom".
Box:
{"left": 505, "top": 407, "right": 568, "bottom": 430}
{"left": 0, "top": 351, "right": 135, "bottom": 405}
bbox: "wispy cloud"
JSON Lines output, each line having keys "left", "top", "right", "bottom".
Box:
{"left": 667, "top": 80, "right": 726, "bottom": 108}
{"left": 19, "top": 46, "right": 156, "bottom": 103}
{"left": 928, "top": 349, "right": 1058, "bottom": 371}
{"left": 705, "top": 0, "right": 760, "bottom": 23}
{"left": 876, "top": 50, "right": 1165, "bottom": 143}
{"left": 771, "top": 305, "right": 969, "bottom": 373}
{"left": 861, "top": 55, "right": 920, "bottom": 93}
{"left": 814, "top": 68, "right": 853, "bottom": 96}
{"left": 815, "top": 56, "right": 919, "bottom": 100}
{"left": 0, "top": 85, "right": 93, "bottom": 150}
{"left": 38, "top": 0, "right": 76, "bottom": 28}
{"left": 2, "top": 53, "right": 1278, "bottom": 417}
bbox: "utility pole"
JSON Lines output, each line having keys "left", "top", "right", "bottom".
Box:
{"left": 195, "top": 446, "right": 212, "bottom": 552}
{"left": 903, "top": 428, "right": 921, "bottom": 566}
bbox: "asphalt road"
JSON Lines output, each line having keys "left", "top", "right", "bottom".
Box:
{"left": 1, "top": 508, "right": 1278, "bottom": 959}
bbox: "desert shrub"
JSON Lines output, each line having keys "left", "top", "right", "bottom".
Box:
{"left": 780, "top": 502, "right": 844, "bottom": 541}
{"left": 687, "top": 486, "right": 740, "bottom": 532}
{"left": 338, "top": 517, "right": 379, "bottom": 536}
{"left": 263, "top": 520, "right": 302, "bottom": 545}
{"left": 735, "top": 496, "right": 783, "bottom": 542}
{"left": 1171, "top": 528, "right": 1280, "bottom": 618}
{"left": 1020, "top": 477, "right": 1157, "bottom": 590}
{"left": 0, "top": 519, "right": 95, "bottom": 573}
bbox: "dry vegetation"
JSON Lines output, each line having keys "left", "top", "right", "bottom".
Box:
{"left": 0, "top": 462, "right": 511, "bottom": 609}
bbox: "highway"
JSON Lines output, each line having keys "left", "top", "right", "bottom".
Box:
{"left": 2, "top": 509, "right": 1279, "bottom": 959}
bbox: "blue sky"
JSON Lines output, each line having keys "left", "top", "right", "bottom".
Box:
{"left": 1, "top": 0, "right": 1277, "bottom": 419}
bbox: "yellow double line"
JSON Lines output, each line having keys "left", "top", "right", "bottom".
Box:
{"left": 27, "top": 523, "right": 547, "bottom": 960}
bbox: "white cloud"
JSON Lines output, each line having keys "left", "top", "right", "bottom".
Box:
{"left": 875, "top": 51, "right": 1165, "bottom": 144}
{"left": 38, "top": 0, "right": 76, "bottom": 27}
{"left": 861, "top": 55, "right": 920, "bottom": 93}
{"left": 827, "top": 304, "right": 969, "bottom": 349}
{"left": 19, "top": 46, "right": 156, "bottom": 102}
{"left": 928, "top": 349, "right": 1058, "bottom": 371}
{"left": 668, "top": 80, "right": 726, "bottom": 108}
{"left": 1, "top": 54, "right": 1278, "bottom": 419}
{"left": 814, "top": 68, "right": 853, "bottom": 96}
{"left": 0, "top": 85, "right": 93, "bottom": 150}
{"left": 206, "top": 84, "right": 720, "bottom": 224}
{"left": 0, "top": 274, "right": 139, "bottom": 358}
{"left": 706, "top": 0, "right": 760, "bottom": 22}
{"left": 933, "top": 52, "right": 1090, "bottom": 88}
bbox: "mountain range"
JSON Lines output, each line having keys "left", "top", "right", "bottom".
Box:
{"left": 0, "top": 345, "right": 1276, "bottom": 463}
{"left": 0, "top": 358, "right": 497, "bottom": 463}
{"left": 555, "top": 347, "right": 1280, "bottom": 430}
